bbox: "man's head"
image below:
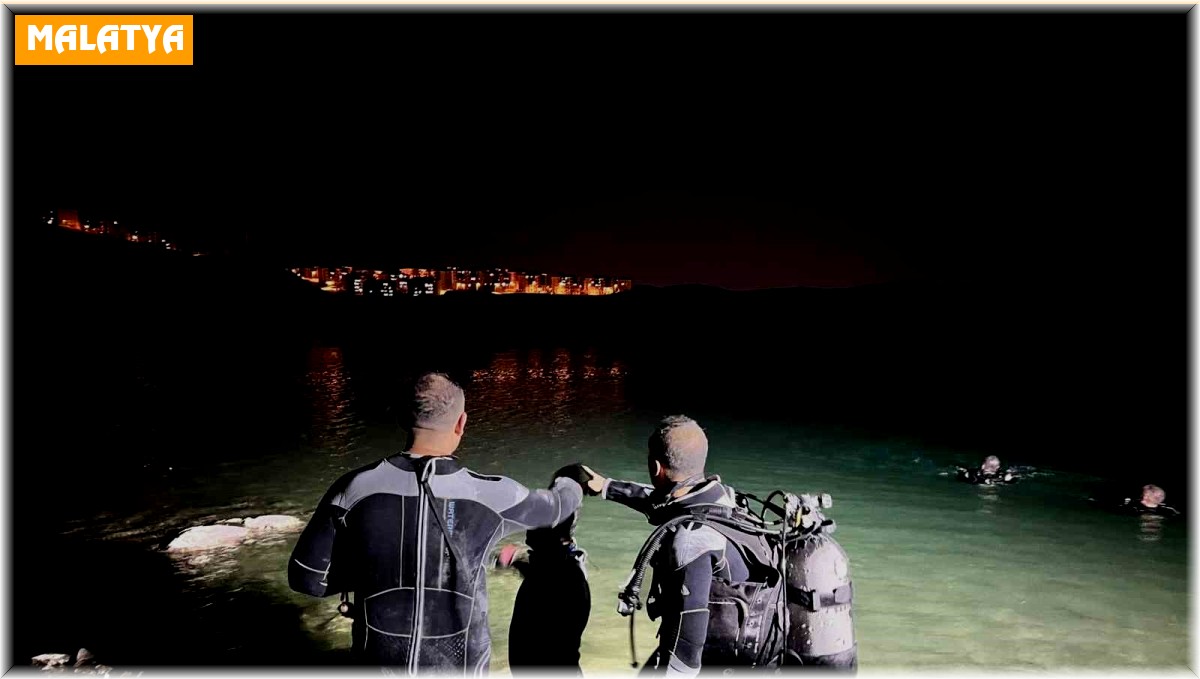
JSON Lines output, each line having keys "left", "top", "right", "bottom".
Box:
{"left": 1141, "top": 484, "right": 1166, "bottom": 508}
{"left": 647, "top": 415, "right": 708, "bottom": 489}
{"left": 409, "top": 373, "right": 467, "bottom": 452}
{"left": 981, "top": 455, "right": 1001, "bottom": 473}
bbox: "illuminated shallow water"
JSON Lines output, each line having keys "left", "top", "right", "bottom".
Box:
{"left": 18, "top": 345, "right": 1187, "bottom": 672}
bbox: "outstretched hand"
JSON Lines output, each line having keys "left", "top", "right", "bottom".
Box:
{"left": 553, "top": 463, "right": 607, "bottom": 496}
{"left": 580, "top": 465, "right": 606, "bottom": 495}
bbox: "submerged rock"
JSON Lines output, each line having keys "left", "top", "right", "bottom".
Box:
{"left": 32, "top": 650, "right": 114, "bottom": 675}
{"left": 166, "top": 515, "right": 304, "bottom": 553}
{"left": 74, "top": 649, "right": 95, "bottom": 667}
{"left": 167, "top": 525, "right": 249, "bottom": 552}
{"left": 244, "top": 515, "right": 304, "bottom": 533}
{"left": 32, "top": 654, "right": 70, "bottom": 667}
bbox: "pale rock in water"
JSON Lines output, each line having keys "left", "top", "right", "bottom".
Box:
{"left": 75, "top": 648, "right": 95, "bottom": 666}
{"left": 166, "top": 515, "right": 304, "bottom": 552}
{"left": 244, "top": 515, "right": 304, "bottom": 533}
{"left": 32, "top": 649, "right": 113, "bottom": 675}
{"left": 31, "top": 654, "right": 70, "bottom": 667}
{"left": 167, "top": 525, "right": 249, "bottom": 552}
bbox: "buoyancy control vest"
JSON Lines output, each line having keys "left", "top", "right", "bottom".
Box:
{"left": 618, "top": 490, "right": 857, "bottom": 671}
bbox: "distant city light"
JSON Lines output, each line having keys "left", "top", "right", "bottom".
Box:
{"left": 43, "top": 211, "right": 632, "bottom": 298}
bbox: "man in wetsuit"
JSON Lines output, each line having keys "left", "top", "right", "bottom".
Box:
{"left": 956, "top": 455, "right": 1017, "bottom": 485}
{"left": 578, "top": 415, "right": 754, "bottom": 677}
{"left": 288, "top": 373, "right": 584, "bottom": 675}
{"left": 1120, "top": 484, "right": 1180, "bottom": 516}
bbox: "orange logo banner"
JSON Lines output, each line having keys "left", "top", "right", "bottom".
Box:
{"left": 15, "top": 15, "right": 193, "bottom": 65}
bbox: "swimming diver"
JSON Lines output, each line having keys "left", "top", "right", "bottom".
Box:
{"left": 956, "top": 455, "right": 1020, "bottom": 485}
{"left": 1115, "top": 484, "right": 1180, "bottom": 517}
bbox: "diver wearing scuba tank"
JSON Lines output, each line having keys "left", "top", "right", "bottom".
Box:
{"left": 572, "top": 415, "right": 858, "bottom": 674}
{"left": 579, "top": 416, "right": 757, "bottom": 677}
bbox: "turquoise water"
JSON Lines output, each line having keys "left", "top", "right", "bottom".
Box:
{"left": 34, "top": 346, "right": 1188, "bottom": 671}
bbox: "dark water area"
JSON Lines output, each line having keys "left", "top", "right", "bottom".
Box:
{"left": 13, "top": 227, "right": 1187, "bottom": 668}
{"left": 22, "top": 226, "right": 1184, "bottom": 482}
{"left": 313, "top": 277, "right": 1186, "bottom": 489}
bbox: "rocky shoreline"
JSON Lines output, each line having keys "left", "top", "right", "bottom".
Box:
{"left": 30, "top": 649, "right": 128, "bottom": 676}
{"left": 165, "top": 514, "right": 304, "bottom": 553}
{"left": 28, "top": 514, "right": 309, "bottom": 671}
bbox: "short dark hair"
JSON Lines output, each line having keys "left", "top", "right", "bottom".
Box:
{"left": 411, "top": 373, "right": 465, "bottom": 432}
{"left": 648, "top": 415, "right": 708, "bottom": 478}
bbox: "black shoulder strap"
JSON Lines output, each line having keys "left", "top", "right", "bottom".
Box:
{"left": 686, "top": 515, "right": 776, "bottom": 571}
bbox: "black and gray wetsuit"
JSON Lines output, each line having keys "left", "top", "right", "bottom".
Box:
{"left": 603, "top": 477, "right": 751, "bottom": 678}
{"left": 289, "top": 453, "right": 583, "bottom": 675}
{"left": 1119, "top": 499, "right": 1181, "bottom": 517}
{"left": 956, "top": 467, "right": 1019, "bottom": 485}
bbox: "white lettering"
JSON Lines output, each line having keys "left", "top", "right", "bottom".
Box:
{"left": 97, "top": 25, "right": 119, "bottom": 54}
{"left": 163, "top": 25, "right": 183, "bottom": 54}
{"left": 26, "top": 21, "right": 184, "bottom": 57}
{"left": 54, "top": 25, "right": 77, "bottom": 54}
{"left": 141, "top": 24, "right": 160, "bottom": 54}
{"left": 120, "top": 25, "right": 139, "bottom": 50}
{"left": 79, "top": 24, "right": 96, "bottom": 51}
{"left": 28, "top": 24, "right": 52, "bottom": 51}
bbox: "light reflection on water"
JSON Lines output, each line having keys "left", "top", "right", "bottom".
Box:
{"left": 1137, "top": 513, "right": 1165, "bottom": 543}
{"left": 34, "top": 345, "right": 1189, "bottom": 671}
{"left": 302, "top": 346, "right": 364, "bottom": 457}
{"left": 974, "top": 485, "right": 1001, "bottom": 514}
{"left": 460, "top": 348, "right": 632, "bottom": 453}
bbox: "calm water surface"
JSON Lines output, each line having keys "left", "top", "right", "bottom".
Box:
{"left": 21, "top": 345, "right": 1188, "bottom": 672}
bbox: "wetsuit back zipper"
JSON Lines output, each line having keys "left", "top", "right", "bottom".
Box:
{"left": 408, "top": 459, "right": 434, "bottom": 675}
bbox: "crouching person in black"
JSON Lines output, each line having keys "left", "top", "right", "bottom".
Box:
{"left": 500, "top": 468, "right": 591, "bottom": 675}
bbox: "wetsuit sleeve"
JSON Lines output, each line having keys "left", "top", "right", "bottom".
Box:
{"left": 499, "top": 476, "right": 583, "bottom": 535}
{"left": 602, "top": 478, "right": 655, "bottom": 515}
{"left": 656, "top": 545, "right": 717, "bottom": 678}
{"left": 288, "top": 488, "right": 347, "bottom": 597}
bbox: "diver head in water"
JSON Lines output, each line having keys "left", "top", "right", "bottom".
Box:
{"left": 955, "top": 455, "right": 1019, "bottom": 484}
{"left": 647, "top": 414, "right": 709, "bottom": 492}
{"left": 1140, "top": 484, "right": 1166, "bottom": 509}
{"left": 1111, "top": 483, "right": 1180, "bottom": 517}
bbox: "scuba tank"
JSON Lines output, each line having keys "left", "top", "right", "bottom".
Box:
{"left": 783, "top": 494, "right": 856, "bottom": 668}
{"left": 618, "top": 489, "right": 857, "bottom": 671}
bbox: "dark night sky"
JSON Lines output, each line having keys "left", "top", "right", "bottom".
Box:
{"left": 13, "top": 11, "right": 1187, "bottom": 289}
